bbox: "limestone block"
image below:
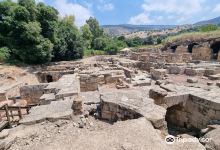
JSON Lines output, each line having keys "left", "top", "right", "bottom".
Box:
{"left": 20, "top": 83, "right": 48, "bottom": 104}
{"left": 192, "top": 45, "right": 212, "bottom": 61}
{"left": 72, "top": 96, "right": 83, "bottom": 115}
{"left": 150, "top": 68, "right": 167, "bottom": 80}
{"left": 168, "top": 66, "right": 181, "bottom": 74}
{"left": 149, "top": 87, "right": 168, "bottom": 105}
{"left": 185, "top": 68, "right": 197, "bottom": 76}
{"left": 187, "top": 78, "right": 198, "bottom": 83}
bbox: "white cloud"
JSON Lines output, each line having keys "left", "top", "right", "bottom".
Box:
{"left": 129, "top": 0, "right": 205, "bottom": 24}
{"left": 129, "top": 13, "right": 153, "bottom": 25}
{"left": 53, "top": 0, "right": 92, "bottom": 26}
{"left": 213, "top": 3, "right": 220, "bottom": 13}
{"left": 97, "top": 3, "right": 114, "bottom": 11}
{"left": 142, "top": 0, "right": 202, "bottom": 16}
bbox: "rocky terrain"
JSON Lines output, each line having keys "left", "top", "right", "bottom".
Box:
{"left": 0, "top": 36, "right": 220, "bottom": 150}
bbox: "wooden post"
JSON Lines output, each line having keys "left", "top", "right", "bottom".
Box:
{"left": 10, "top": 110, "right": 14, "bottom": 120}
{"left": 18, "top": 107, "right": 22, "bottom": 119}
{"left": 4, "top": 105, "right": 11, "bottom": 127}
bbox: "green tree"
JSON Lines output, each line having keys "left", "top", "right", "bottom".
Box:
{"left": 93, "top": 37, "right": 108, "bottom": 50}
{"left": 18, "top": 0, "right": 37, "bottom": 21}
{"left": 37, "top": 2, "right": 58, "bottom": 42}
{"left": 126, "top": 37, "right": 144, "bottom": 47}
{"left": 104, "top": 42, "right": 118, "bottom": 55}
{"left": 81, "top": 24, "right": 93, "bottom": 49}
{"left": 86, "top": 17, "right": 104, "bottom": 38}
{"left": 53, "top": 16, "right": 84, "bottom": 61}
{"left": 0, "top": 0, "right": 84, "bottom": 64}
{"left": 0, "top": 47, "right": 10, "bottom": 62}
{"left": 200, "top": 24, "right": 218, "bottom": 32}
{"left": 14, "top": 22, "right": 53, "bottom": 64}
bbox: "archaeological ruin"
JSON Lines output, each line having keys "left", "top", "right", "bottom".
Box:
{"left": 0, "top": 37, "right": 220, "bottom": 150}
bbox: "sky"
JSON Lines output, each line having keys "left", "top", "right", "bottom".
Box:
{"left": 18, "top": 0, "right": 220, "bottom": 26}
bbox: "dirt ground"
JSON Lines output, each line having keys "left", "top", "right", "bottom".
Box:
{"left": 0, "top": 65, "right": 39, "bottom": 87}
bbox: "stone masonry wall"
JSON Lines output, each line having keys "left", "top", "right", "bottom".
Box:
{"left": 20, "top": 84, "right": 48, "bottom": 104}
{"left": 165, "top": 94, "right": 220, "bottom": 129}
{"left": 192, "top": 45, "right": 212, "bottom": 61}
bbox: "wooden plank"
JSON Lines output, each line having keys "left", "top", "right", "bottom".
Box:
{"left": 4, "top": 105, "right": 11, "bottom": 127}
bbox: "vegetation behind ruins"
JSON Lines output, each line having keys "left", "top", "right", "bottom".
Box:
{"left": 0, "top": 0, "right": 134, "bottom": 64}
{"left": 1, "top": 0, "right": 220, "bottom": 64}
{"left": 164, "top": 24, "right": 220, "bottom": 44}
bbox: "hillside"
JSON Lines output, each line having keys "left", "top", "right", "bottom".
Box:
{"left": 102, "top": 24, "right": 176, "bottom": 36}
{"left": 195, "top": 16, "right": 220, "bottom": 25}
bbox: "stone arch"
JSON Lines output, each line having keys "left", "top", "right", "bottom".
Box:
{"left": 188, "top": 43, "right": 199, "bottom": 53}
{"left": 170, "top": 45, "right": 178, "bottom": 53}
{"left": 210, "top": 41, "right": 220, "bottom": 60}
{"left": 46, "top": 75, "right": 53, "bottom": 83}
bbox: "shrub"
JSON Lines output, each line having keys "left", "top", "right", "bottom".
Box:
{"left": 0, "top": 47, "right": 10, "bottom": 62}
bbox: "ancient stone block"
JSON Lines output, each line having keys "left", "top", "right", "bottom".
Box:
{"left": 149, "top": 87, "right": 168, "bottom": 105}
{"left": 20, "top": 83, "right": 48, "bottom": 104}
{"left": 187, "top": 78, "right": 198, "bottom": 83}
{"left": 72, "top": 96, "right": 83, "bottom": 115}
{"left": 150, "top": 68, "right": 167, "bottom": 80}
{"left": 192, "top": 44, "right": 212, "bottom": 61}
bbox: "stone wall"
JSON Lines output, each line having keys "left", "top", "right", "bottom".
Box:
{"left": 100, "top": 101, "right": 142, "bottom": 122}
{"left": 176, "top": 46, "right": 188, "bottom": 54}
{"left": 20, "top": 83, "right": 49, "bottom": 104}
{"left": 0, "top": 82, "right": 24, "bottom": 101}
{"left": 130, "top": 52, "right": 140, "bottom": 60}
{"left": 165, "top": 53, "right": 183, "bottom": 63}
{"left": 79, "top": 74, "right": 98, "bottom": 92}
{"left": 192, "top": 45, "right": 212, "bottom": 61}
{"left": 37, "top": 70, "right": 74, "bottom": 83}
{"left": 150, "top": 68, "right": 167, "bottom": 80}
{"left": 165, "top": 94, "right": 220, "bottom": 129}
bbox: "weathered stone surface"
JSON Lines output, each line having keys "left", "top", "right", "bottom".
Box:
{"left": 149, "top": 87, "right": 168, "bottom": 105}
{"left": 187, "top": 78, "right": 198, "bottom": 83}
{"left": 19, "top": 99, "right": 73, "bottom": 125}
{"left": 0, "top": 129, "right": 9, "bottom": 139}
{"left": 1, "top": 117, "right": 205, "bottom": 150}
{"left": 0, "top": 82, "right": 24, "bottom": 102}
{"left": 100, "top": 89, "right": 166, "bottom": 129}
{"left": 132, "top": 75, "right": 152, "bottom": 86}
{"left": 72, "top": 96, "right": 83, "bottom": 115}
{"left": 151, "top": 68, "right": 167, "bottom": 80}
{"left": 192, "top": 44, "right": 212, "bottom": 61}
{"left": 203, "top": 126, "right": 220, "bottom": 150}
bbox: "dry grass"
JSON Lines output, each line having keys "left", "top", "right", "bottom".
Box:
{"left": 135, "top": 44, "right": 163, "bottom": 49}
{"left": 164, "top": 29, "right": 220, "bottom": 44}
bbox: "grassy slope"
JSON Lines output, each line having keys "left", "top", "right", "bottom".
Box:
{"left": 163, "top": 29, "right": 220, "bottom": 44}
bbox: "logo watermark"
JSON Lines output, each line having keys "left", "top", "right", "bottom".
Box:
{"left": 165, "top": 135, "right": 212, "bottom": 145}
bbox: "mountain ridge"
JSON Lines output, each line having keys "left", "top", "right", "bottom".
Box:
{"left": 195, "top": 16, "right": 220, "bottom": 25}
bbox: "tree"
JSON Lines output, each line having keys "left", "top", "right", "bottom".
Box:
{"left": 0, "top": 0, "right": 84, "bottom": 64}
{"left": 81, "top": 24, "right": 93, "bottom": 49}
{"left": 18, "top": 0, "right": 37, "bottom": 21}
{"left": 13, "top": 21, "right": 53, "bottom": 64}
{"left": 93, "top": 37, "right": 108, "bottom": 50}
{"left": 86, "top": 17, "right": 104, "bottom": 38}
{"left": 200, "top": 24, "right": 218, "bottom": 32}
{"left": 53, "top": 16, "right": 84, "bottom": 61}
{"left": 126, "top": 37, "right": 144, "bottom": 47}
{"left": 37, "top": 2, "right": 58, "bottom": 42}
{"left": 0, "top": 47, "right": 10, "bottom": 62}
{"left": 104, "top": 42, "right": 118, "bottom": 55}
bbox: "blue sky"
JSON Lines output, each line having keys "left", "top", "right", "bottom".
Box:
{"left": 36, "top": 0, "right": 220, "bottom": 26}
